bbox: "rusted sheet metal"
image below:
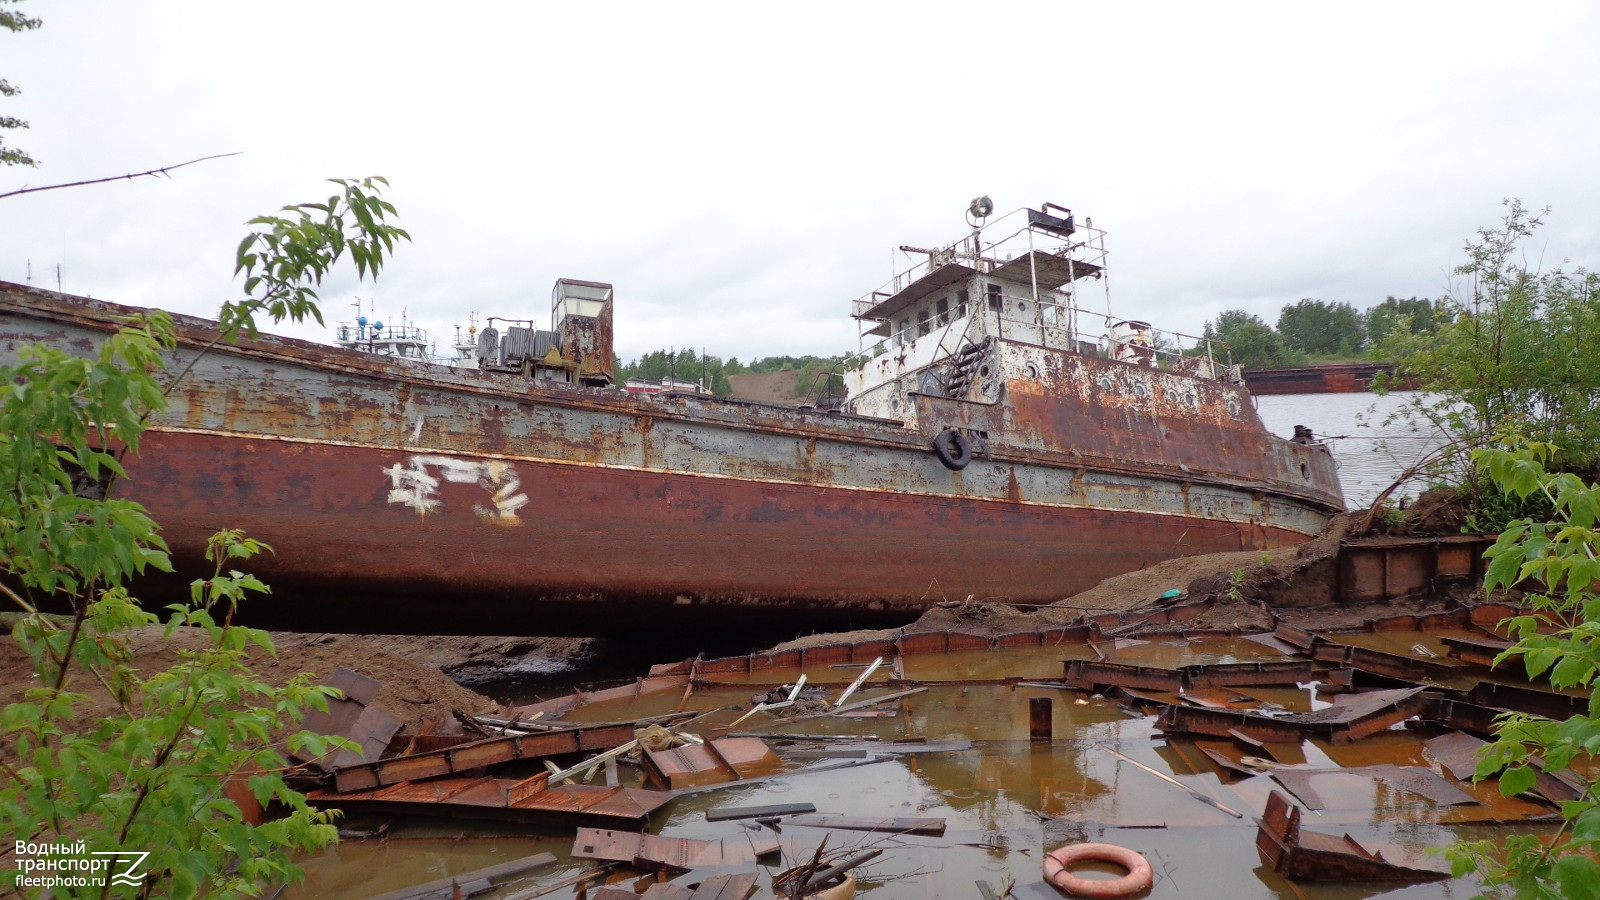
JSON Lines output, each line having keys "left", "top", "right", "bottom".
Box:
{"left": 1242, "top": 362, "right": 1408, "bottom": 395}
{"left": 331, "top": 721, "right": 635, "bottom": 792}
{"left": 557, "top": 287, "right": 615, "bottom": 385}
{"left": 1065, "top": 660, "right": 1184, "bottom": 692}
{"left": 360, "top": 853, "right": 557, "bottom": 900}
{"left": 1468, "top": 603, "right": 1524, "bottom": 633}
{"left": 1468, "top": 681, "right": 1588, "bottom": 720}
{"left": 963, "top": 351, "right": 1343, "bottom": 501}
{"left": 1239, "top": 631, "right": 1302, "bottom": 656}
{"left": 1419, "top": 695, "right": 1502, "bottom": 736}
{"left": 1, "top": 283, "right": 1338, "bottom": 636}
{"left": 1427, "top": 731, "right": 1580, "bottom": 804}
{"left": 1322, "top": 644, "right": 1465, "bottom": 684}
{"left": 1270, "top": 764, "right": 1474, "bottom": 810}
{"left": 1338, "top": 535, "right": 1496, "bottom": 603}
{"left": 1065, "top": 659, "right": 1313, "bottom": 693}
{"left": 1442, "top": 635, "right": 1514, "bottom": 668}
{"left": 1185, "top": 660, "right": 1315, "bottom": 688}
{"left": 1158, "top": 705, "right": 1308, "bottom": 743}
{"left": 571, "top": 827, "right": 778, "bottom": 869}
{"left": 1306, "top": 687, "right": 1430, "bottom": 742}
{"left": 1160, "top": 687, "right": 1426, "bottom": 744}
{"left": 294, "top": 667, "right": 400, "bottom": 770}
{"left": 785, "top": 814, "right": 947, "bottom": 836}
{"left": 641, "top": 738, "right": 780, "bottom": 790}
{"left": 1196, "top": 745, "right": 1264, "bottom": 779}
{"left": 1256, "top": 790, "right": 1449, "bottom": 883}
{"left": 1273, "top": 623, "right": 1318, "bottom": 651}
{"left": 309, "top": 775, "right": 671, "bottom": 826}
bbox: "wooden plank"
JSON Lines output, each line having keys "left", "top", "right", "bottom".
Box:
{"left": 785, "top": 814, "right": 946, "bottom": 836}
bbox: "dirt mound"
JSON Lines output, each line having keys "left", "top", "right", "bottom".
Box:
{"left": 353, "top": 634, "right": 598, "bottom": 687}
{"left": 0, "top": 625, "right": 500, "bottom": 762}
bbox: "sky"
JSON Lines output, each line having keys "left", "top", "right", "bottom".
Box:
{"left": 2, "top": 1, "right": 1598, "bottom": 365}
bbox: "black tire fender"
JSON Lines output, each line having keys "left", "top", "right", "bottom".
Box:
{"left": 932, "top": 428, "right": 972, "bottom": 471}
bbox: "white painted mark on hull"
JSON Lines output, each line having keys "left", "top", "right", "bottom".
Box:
{"left": 383, "top": 455, "right": 528, "bottom": 525}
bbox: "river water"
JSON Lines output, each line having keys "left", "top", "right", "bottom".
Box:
{"left": 1254, "top": 391, "right": 1447, "bottom": 509}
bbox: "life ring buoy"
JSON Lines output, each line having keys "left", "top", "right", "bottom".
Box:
{"left": 932, "top": 429, "right": 972, "bottom": 470}
{"left": 1043, "top": 842, "right": 1152, "bottom": 897}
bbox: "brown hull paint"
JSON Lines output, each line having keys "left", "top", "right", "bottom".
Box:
{"left": 117, "top": 429, "right": 1308, "bottom": 635}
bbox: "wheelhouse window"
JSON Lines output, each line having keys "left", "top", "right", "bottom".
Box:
{"left": 957, "top": 289, "right": 970, "bottom": 318}
{"left": 986, "top": 283, "right": 1003, "bottom": 312}
{"left": 916, "top": 308, "right": 931, "bottom": 337}
{"left": 935, "top": 297, "right": 949, "bottom": 327}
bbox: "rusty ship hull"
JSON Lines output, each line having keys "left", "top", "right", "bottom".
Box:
{"left": 1, "top": 278, "right": 1341, "bottom": 636}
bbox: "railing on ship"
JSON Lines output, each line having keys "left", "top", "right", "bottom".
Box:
{"left": 846, "top": 284, "right": 1238, "bottom": 383}
{"left": 846, "top": 204, "right": 1237, "bottom": 381}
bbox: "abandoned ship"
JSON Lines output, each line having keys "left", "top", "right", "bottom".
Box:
{"left": 0, "top": 200, "right": 1343, "bottom": 635}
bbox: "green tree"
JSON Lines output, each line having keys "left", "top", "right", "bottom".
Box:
{"left": 1, "top": 178, "right": 407, "bottom": 898}
{"left": 1201, "top": 309, "right": 1296, "bottom": 368}
{"left": 1363, "top": 295, "right": 1439, "bottom": 347}
{"left": 0, "top": 0, "right": 41, "bottom": 167}
{"left": 1381, "top": 200, "right": 1600, "bottom": 476}
{"left": 1276, "top": 298, "right": 1365, "bottom": 356}
{"left": 1448, "top": 439, "right": 1600, "bottom": 897}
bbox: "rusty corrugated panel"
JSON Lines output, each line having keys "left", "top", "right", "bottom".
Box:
{"left": 331, "top": 721, "right": 635, "bottom": 792}
{"left": 571, "top": 827, "right": 778, "bottom": 868}
{"left": 1256, "top": 791, "right": 1448, "bottom": 883}
{"left": 309, "top": 777, "right": 670, "bottom": 825}
{"left": 1064, "top": 660, "right": 1184, "bottom": 692}
{"left": 1440, "top": 635, "right": 1513, "bottom": 669}
{"left": 1160, "top": 687, "right": 1426, "bottom": 744}
{"left": 641, "top": 738, "right": 779, "bottom": 790}
{"left": 1183, "top": 661, "right": 1315, "bottom": 689}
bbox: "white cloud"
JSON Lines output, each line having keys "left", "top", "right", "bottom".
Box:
{"left": 3, "top": 0, "right": 1597, "bottom": 363}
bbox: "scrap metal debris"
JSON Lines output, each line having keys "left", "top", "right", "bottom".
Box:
{"left": 1256, "top": 790, "right": 1449, "bottom": 883}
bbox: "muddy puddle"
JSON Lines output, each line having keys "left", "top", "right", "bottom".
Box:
{"left": 283, "top": 632, "right": 1553, "bottom": 899}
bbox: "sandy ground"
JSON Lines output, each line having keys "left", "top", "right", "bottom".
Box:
{"left": 0, "top": 624, "right": 502, "bottom": 766}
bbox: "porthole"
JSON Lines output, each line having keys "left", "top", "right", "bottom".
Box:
{"left": 1018, "top": 301, "right": 1029, "bottom": 313}
{"left": 1300, "top": 462, "right": 1310, "bottom": 479}
{"left": 979, "top": 365, "right": 990, "bottom": 378}
{"left": 1026, "top": 364, "right": 1039, "bottom": 378}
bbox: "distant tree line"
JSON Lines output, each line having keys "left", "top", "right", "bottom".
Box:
{"left": 1202, "top": 296, "right": 1440, "bottom": 368}
{"left": 614, "top": 349, "right": 853, "bottom": 400}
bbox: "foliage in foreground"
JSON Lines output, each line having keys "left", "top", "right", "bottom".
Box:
{"left": 0, "top": 0, "right": 42, "bottom": 168}
{"left": 1, "top": 178, "right": 405, "bottom": 897}
{"left": 1381, "top": 200, "right": 1600, "bottom": 482}
{"left": 1446, "top": 440, "right": 1600, "bottom": 897}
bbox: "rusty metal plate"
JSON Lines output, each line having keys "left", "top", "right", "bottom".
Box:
{"left": 1270, "top": 764, "right": 1475, "bottom": 810}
